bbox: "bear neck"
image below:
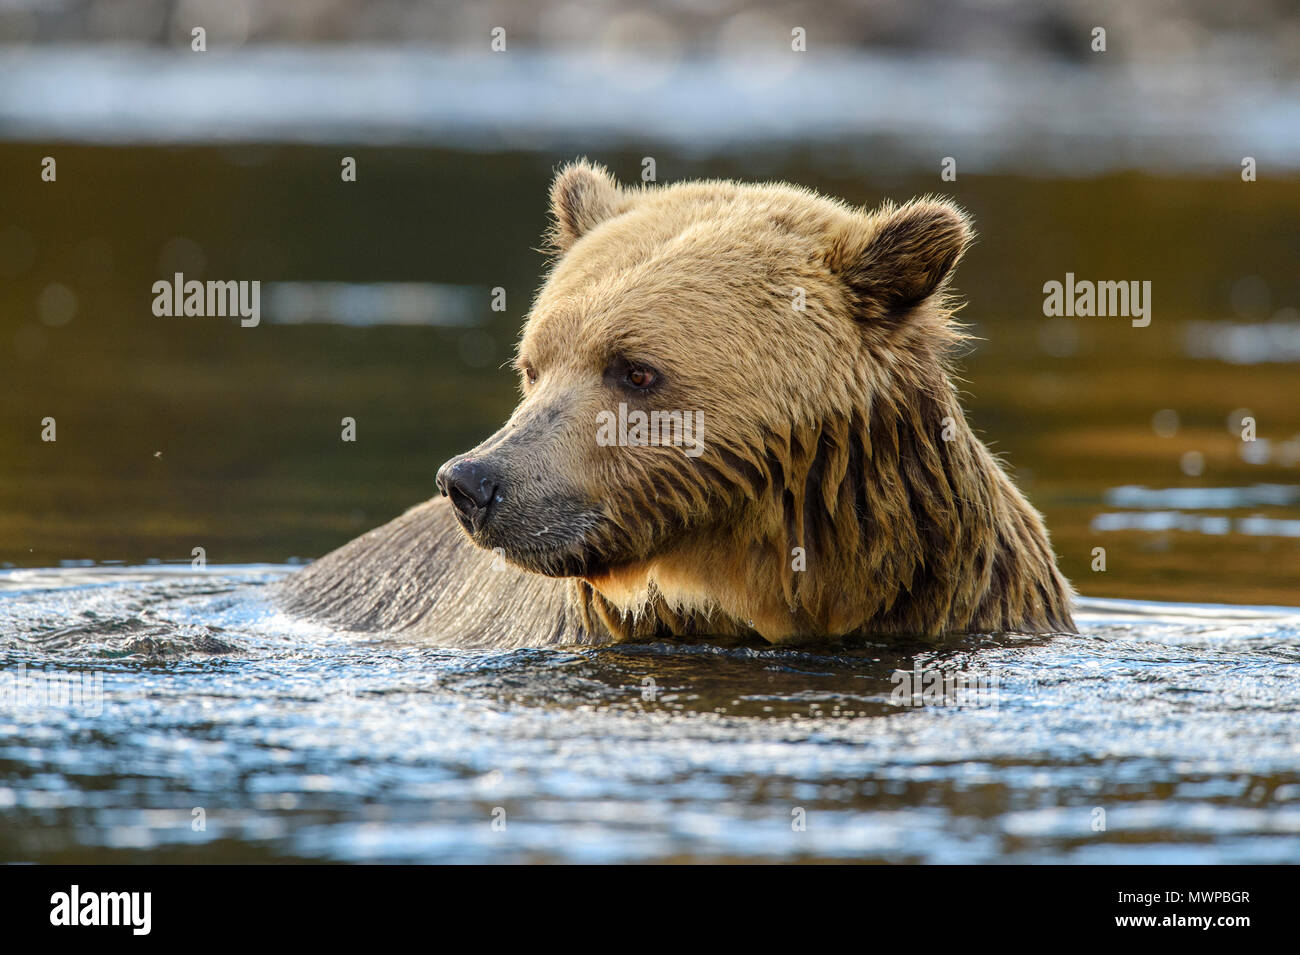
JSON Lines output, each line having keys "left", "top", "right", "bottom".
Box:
{"left": 578, "top": 367, "right": 1074, "bottom": 643}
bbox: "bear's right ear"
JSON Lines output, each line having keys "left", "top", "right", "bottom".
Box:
{"left": 547, "top": 160, "right": 634, "bottom": 254}
{"left": 827, "top": 197, "right": 973, "bottom": 323}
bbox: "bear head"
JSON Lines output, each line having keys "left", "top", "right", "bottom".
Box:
{"left": 437, "top": 160, "right": 1069, "bottom": 641}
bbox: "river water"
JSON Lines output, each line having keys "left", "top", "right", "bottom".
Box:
{"left": 1, "top": 47, "right": 1298, "bottom": 863}
{"left": 0, "top": 565, "right": 1296, "bottom": 863}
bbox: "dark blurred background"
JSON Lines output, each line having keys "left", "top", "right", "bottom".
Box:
{"left": 1, "top": 0, "right": 1298, "bottom": 605}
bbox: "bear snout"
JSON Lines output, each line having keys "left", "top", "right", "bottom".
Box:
{"left": 436, "top": 455, "right": 501, "bottom": 533}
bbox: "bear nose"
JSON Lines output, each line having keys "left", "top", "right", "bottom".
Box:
{"left": 436, "top": 456, "right": 500, "bottom": 529}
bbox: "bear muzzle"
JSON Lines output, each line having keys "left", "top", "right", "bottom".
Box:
{"left": 437, "top": 450, "right": 610, "bottom": 577}
{"left": 436, "top": 455, "right": 501, "bottom": 535}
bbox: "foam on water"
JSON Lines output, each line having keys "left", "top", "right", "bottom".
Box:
{"left": 1, "top": 565, "right": 1297, "bottom": 862}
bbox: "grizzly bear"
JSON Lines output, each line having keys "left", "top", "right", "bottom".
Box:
{"left": 279, "top": 161, "right": 1075, "bottom": 646}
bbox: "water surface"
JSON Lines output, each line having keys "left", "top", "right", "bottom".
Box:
{"left": 2, "top": 138, "right": 1298, "bottom": 864}
{"left": 1, "top": 565, "right": 1297, "bottom": 863}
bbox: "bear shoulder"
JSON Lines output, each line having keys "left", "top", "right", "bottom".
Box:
{"left": 276, "top": 496, "right": 585, "bottom": 648}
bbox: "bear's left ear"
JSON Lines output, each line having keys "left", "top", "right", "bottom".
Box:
{"left": 547, "top": 159, "right": 636, "bottom": 254}
{"left": 827, "top": 198, "right": 973, "bottom": 321}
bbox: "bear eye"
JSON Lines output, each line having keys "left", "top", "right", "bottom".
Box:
{"left": 624, "top": 365, "right": 658, "bottom": 390}
{"left": 521, "top": 362, "right": 538, "bottom": 386}
{"left": 605, "top": 356, "right": 663, "bottom": 393}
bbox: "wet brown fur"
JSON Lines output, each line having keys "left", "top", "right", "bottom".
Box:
{"left": 278, "top": 162, "right": 1075, "bottom": 646}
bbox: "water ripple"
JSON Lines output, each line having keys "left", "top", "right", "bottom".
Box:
{"left": 1, "top": 566, "right": 1297, "bottom": 862}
